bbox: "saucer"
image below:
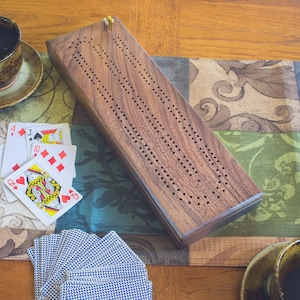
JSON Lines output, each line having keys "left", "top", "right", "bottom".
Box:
{"left": 0, "top": 41, "right": 43, "bottom": 108}
{"left": 240, "top": 241, "right": 291, "bottom": 300}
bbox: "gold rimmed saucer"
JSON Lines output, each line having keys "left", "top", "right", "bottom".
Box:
{"left": 0, "top": 41, "right": 43, "bottom": 108}
{"left": 240, "top": 241, "right": 291, "bottom": 300}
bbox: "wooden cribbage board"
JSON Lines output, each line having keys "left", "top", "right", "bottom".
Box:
{"left": 46, "top": 17, "right": 263, "bottom": 248}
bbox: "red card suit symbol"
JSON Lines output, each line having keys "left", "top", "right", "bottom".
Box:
{"left": 48, "top": 156, "right": 57, "bottom": 165}
{"left": 18, "top": 128, "right": 26, "bottom": 136}
{"left": 41, "top": 149, "right": 49, "bottom": 158}
{"left": 58, "top": 150, "right": 67, "bottom": 159}
{"left": 62, "top": 195, "right": 71, "bottom": 203}
{"left": 16, "top": 176, "right": 25, "bottom": 185}
{"left": 12, "top": 163, "right": 21, "bottom": 172}
{"left": 56, "top": 163, "right": 65, "bottom": 172}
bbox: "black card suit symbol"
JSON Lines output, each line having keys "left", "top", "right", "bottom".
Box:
{"left": 34, "top": 133, "right": 43, "bottom": 141}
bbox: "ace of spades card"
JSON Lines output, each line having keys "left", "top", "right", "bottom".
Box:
{"left": 3, "top": 156, "right": 83, "bottom": 226}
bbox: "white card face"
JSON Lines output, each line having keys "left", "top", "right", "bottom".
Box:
{"left": 1, "top": 122, "right": 37, "bottom": 178}
{"left": 0, "top": 143, "right": 16, "bottom": 202}
{"left": 25, "top": 124, "right": 72, "bottom": 159}
{"left": 1, "top": 181, "right": 18, "bottom": 202}
{"left": 1, "top": 122, "right": 73, "bottom": 202}
{"left": 3, "top": 156, "right": 83, "bottom": 226}
{"left": 0, "top": 144, "right": 4, "bottom": 166}
{"left": 1, "top": 122, "right": 40, "bottom": 202}
{"left": 30, "top": 143, "right": 77, "bottom": 186}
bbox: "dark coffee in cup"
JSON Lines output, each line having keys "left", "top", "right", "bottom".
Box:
{"left": 282, "top": 269, "right": 300, "bottom": 300}
{"left": 269, "top": 240, "right": 300, "bottom": 300}
{"left": 0, "top": 23, "right": 20, "bottom": 59}
{"left": 0, "top": 16, "right": 22, "bottom": 89}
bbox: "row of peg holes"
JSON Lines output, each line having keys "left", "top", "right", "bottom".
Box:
{"left": 70, "top": 36, "right": 229, "bottom": 207}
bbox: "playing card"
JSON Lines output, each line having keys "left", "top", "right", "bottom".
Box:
{"left": 25, "top": 124, "right": 72, "bottom": 157}
{"left": 0, "top": 144, "right": 5, "bottom": 167}
{"left": 27, "top": 246, "right": 34, "bottom": 264}
{"left": 30, "top": 143, "right": 77, "bottom": 186}
{"left": 59, "top": 277, "right": 152, "bottom": 300}
{"left": 40, "top": 231, "right": 124, "bottom": 299}
{"left": 86, "top": 240, "right": 144, "bottom": 268}
{"left": 32, "top": 238, "right": 41, "bottom": 299}
{"left": 42, "top": 232, "right": 146, "bottom": 299}
{"left": 1, "top": 123, "right": 39, "bottom": 202}
{"left": 0, "top": 143, "right": 13, "bottom": 202}
{"left": 38, "top": 234, "right": 62, "bottom": 297}
{"left": 28, "top": 233, "right": 62, "bottom": 299}
{"left": 3, "top": 156, "right": 83, "bottom": 226}
{"left": 44, "top": 229, "right": 94, "bottom": 281}
{"left": 64, "top": 264, "right": 148, "bottom": 282}
{"left": 1, "top": 122, "right": 46, "bottom": 178}
{"left": 1, "top": 122, "right": 72, "bottom": 203}
{"left": 1, "top": 180, "right": 17, "bottom": 202}
{"left": 28, "top": 230, "right": 152, "bottom": 300}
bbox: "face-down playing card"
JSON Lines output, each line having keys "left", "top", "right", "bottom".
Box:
{"left": 60, "top": 265, "right": 152, "bottom": 300}
{"left": 40, "top": 231, "right": 145, "bottom": 300}
{"left": 28, "top": 233, "right": 62, "bottom": 300}
{"left": 44, "top": 229, "right": 95, "bottom": 283}
{"left": 64, "top": 263, "right": 148, "bottom": 282}
{"left": 3, "top": 156, "right": 82, "bottom": 226}
{"left": 27, "top": 230, "right": 152, "bottom": 300}
{"left": 41, "top": 231, "right": 123, "bottom": 293}
{"left": 59, "top": 277, "right": 153, "bottom": 300}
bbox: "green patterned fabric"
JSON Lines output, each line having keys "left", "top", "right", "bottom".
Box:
{"left": 211, "top": 131, "right": 300, "bottom": 237}
{"left": 56, "top": 128, "right": 300, "bottom": 238}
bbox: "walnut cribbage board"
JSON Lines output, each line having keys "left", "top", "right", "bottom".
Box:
{"left": 46, "top": 17, "right": 263, "bottom": 248}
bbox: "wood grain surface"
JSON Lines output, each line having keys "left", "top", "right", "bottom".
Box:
{"left": 46, "top": 17, "right": 262, "bottom": 247}
{"left": 1, "top": 0, "right": 300, "bottom": 299}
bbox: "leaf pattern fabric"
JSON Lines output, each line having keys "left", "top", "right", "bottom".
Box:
{"left": 210, "top": 131, "right": 300, "bottom": 237}
{"left": 190, "top": 59, "right": 300, "bottom": 132}
{"left": 1, "top": 54, "right": 300, "bottom": 266}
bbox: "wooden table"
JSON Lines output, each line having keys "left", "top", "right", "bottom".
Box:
{"left": 1, "top": 1, "right": 300, "bottom": 299}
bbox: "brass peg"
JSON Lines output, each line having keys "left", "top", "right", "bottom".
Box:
{"left": 107, "top": 16, "right": 114, "bottom": 31}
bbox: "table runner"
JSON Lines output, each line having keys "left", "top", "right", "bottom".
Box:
{"left": 0, "top": 54, "right": 299, "bottom": 266}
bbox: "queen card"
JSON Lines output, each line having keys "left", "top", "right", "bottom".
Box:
{"left": 3, "top": 156, "right": 83, "bottom": 226}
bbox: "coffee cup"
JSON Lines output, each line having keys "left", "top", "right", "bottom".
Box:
{"left": 0, "top": 16, "right": 22, "bottom": 90}
{"left": 269, "top": 240, "right": 300, "bottom": 300}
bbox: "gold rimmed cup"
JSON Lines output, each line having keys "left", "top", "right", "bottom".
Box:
{"left": 0, "top": 16, "right": 22, "bottom": 90}
{"left": 269, "top": 240, "right": 300, "bottom": 300}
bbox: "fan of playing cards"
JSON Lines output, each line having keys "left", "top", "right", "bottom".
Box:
{"left": 28, "top": 229, "right": 152, "bottom": 300}
{"left": 1, "top": 122, "right": 82, "bottom": 226}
